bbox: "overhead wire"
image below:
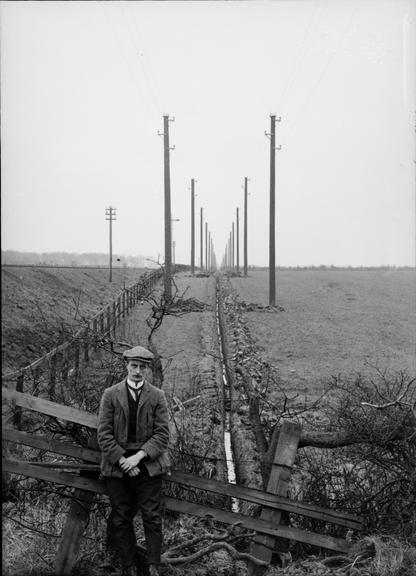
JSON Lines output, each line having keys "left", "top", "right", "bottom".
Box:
{"left": 284, "top": 5, "right": 358, "bottom": 141}
{"left": 99, "top": 2, "right": 160, "bottom": 131}
{"left": 277, "top": 2, "right": 324, "bottom": 114}
{"left": 120, "top": 2, "right": 165, "bottom": 117}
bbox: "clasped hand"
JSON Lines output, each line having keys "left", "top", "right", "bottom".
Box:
{"left": 119, "top": 450, "right": 146, "bottom": 477}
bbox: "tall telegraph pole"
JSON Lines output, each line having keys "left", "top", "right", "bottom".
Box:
{"left": 200, "top": 208, "right": 203, "bottom": 271}
{"left": 208, "top": 231, "right": 211, "bottom": 271}
{"left": 232, "top": 222, "right": 235, "bottom": 273}
{"left": 205, "top": 222, "right": 208, "bottom": 272}
{"left": 244, "top": 177, "right": 248, "bottom": 276}
{"left": 191, "top": 179, "right": 195, "bottom": 275}
{"left": 105, "top": 206, "right": 116, "bottom": 283}
{"left": 162, "top": 115, "right": 174, "bottom": 300}
{"left": 268, "top": 114, "right": 279, "bottom": 306}
{"left": 236, "top": 207, "right": 240, "bottom": 275}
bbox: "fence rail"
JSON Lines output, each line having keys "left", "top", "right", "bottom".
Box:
{"left": 2, "top": 458, "right": 354, "bottom": 554}
{"left": 2, "top": 423, "right": 361, "bottom": 531}
{"left": 3, "top": 388, "right": 363, "bottom": 562}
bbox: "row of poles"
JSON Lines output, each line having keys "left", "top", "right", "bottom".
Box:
{"left": 107, "top": 114, "right": 280, "bottom": 306}
{"left": 191, "top": 179, "right": 218, "bottom": 275}
{"left": 221, "top": 177, "right": 249, "bottom": 276}
{"left": 162, "top": 115, "right": 222, "bottom": 300}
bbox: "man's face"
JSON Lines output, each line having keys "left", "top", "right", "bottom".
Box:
{"left": 126, "top": 360, "right": 151, "bottom": 383}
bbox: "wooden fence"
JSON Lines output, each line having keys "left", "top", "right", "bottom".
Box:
{"left": 2, "top": 269, "right": 162, "bottom": 404}
{"left": 3, "top": 388, "right": 363, "bottom": 574}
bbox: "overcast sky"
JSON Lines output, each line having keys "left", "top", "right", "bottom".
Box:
{"left": 1, "top": 0, "right": 415, "bottom": 267}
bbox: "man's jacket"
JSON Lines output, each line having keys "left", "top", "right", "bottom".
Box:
{"left": 97, "top": 379, "right": 170, "bottom": 478}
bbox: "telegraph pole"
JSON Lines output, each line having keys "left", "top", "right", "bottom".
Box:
{"left": 268, "top": 114, "right": 280, "bottom": 306}
{"left": 105, "top": 206, "right": 116, "bottom": 283}
{"left": 205, "top": 222, "right": 208, "bottom": 272}
{"left": 208, "top": 231, "right": 211, "bottom": 271}
{"left": 162, "top": 114, "right": 174, "bottom": 300}
{"left": 200, "top": 207, "right": 203, "bottom": 271}
{"left": 191, "top": 179, "right": 195, "bottom": 275}
{"left": 232, "top": 222, "right": 235, "bottom": 273}
{"left": 236, "top": 207, "right": 240, "bottom": 275}
{"left": 244, "top": 177, "right": 248, "bottom": 276}
{"left": 230, "top": 230, "right": 233, "bottom": 271}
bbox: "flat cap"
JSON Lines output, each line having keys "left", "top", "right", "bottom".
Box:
{"left": 123, "top": 345, "right": 154, "bottom": 363}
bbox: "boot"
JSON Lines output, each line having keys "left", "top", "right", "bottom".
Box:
{"left": 122, "top": 566, "right": 138, "bottom": 576}
{"left": 148, "top": 565, "right": 160, "bottom": 576}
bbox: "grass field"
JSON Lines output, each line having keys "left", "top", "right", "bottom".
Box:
{"left": 231, "top": 270, "right": 416, "bottom": 398}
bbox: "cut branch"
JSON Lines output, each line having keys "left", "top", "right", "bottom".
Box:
{"left": 162, "top": 541, "right": 269, "bottom": 567}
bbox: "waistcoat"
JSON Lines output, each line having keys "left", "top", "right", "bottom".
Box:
{"left": 126, "top": 384, "right": 140, "bottom": 443}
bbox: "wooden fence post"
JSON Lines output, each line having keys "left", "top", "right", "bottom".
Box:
{"left": 83, "top": 329, "right": 90, "bottom": 364}
{"left": 105, "top": 307, "right": 111, "bottom": 335}
{"left": 99, "top": 312, "right": 105, "bottom": 335}
{"left": 32, "top": 367, "right": 41, "bottom": 396}
{"left": 73, "top": 341, "right": 80, "bottom": 383}
{"left": 61, "top": 350, "right": 69, "bottom": 387}
{"left": 13, "top": 374, "right": 24, "bottom": 429}
{"left": 116, "top": 296, "right": 120, "bottom": 324}
{"left": 49, "top": 354, "right": 57, "bottom": 399}
{"left": 92, "top": 318, "right": 98, "bottom": 350}
{"left": 55, "top": 432, "right": 98, "bottom": 575}
{"left": 247, "top": 421, "right": 301, "bottom": 575}
{"left": 112, "top": 301, "right": 116, "bottom": 336}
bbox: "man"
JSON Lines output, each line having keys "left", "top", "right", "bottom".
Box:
{"left": 98, "top": 345, "right": 170, "bottom": 576}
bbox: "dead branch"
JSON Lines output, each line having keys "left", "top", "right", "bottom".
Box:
{"left": 161, "top": 523, "right": 266, "bottom": 567}
{"left": 162, "top": 541, "right": 269, "bottom": 566}
{"left": 361, "top": 377, "right": 416, "bottom": 419}
{"left": 3, "top": 513, "right": 60, "bottom": 538}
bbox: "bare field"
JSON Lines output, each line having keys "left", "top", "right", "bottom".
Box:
{"left": 231, "top": 270, "right": 416, "bottom": 398}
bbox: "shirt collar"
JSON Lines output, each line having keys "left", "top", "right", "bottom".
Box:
{"left": 126, "top": 378, "right": 144, "bottom": 390}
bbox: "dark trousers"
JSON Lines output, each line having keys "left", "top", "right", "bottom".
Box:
{"left": 105, "top": 467, "right": 163, "bottom": 567}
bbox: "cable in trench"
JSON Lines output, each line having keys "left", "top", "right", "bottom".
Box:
{"left": 215, "top": 278, "right": 239, "bottom": 513}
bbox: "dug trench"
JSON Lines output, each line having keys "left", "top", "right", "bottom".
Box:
{"left": 156, "top": 272, "right": 266, "bottom": 506}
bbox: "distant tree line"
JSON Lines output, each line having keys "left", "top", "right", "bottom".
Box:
{"left": 248, "top": 264, "right": 414, "bottom": 271}
{"left": 1, "top": 250, "right": 152, "bottom": 268}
